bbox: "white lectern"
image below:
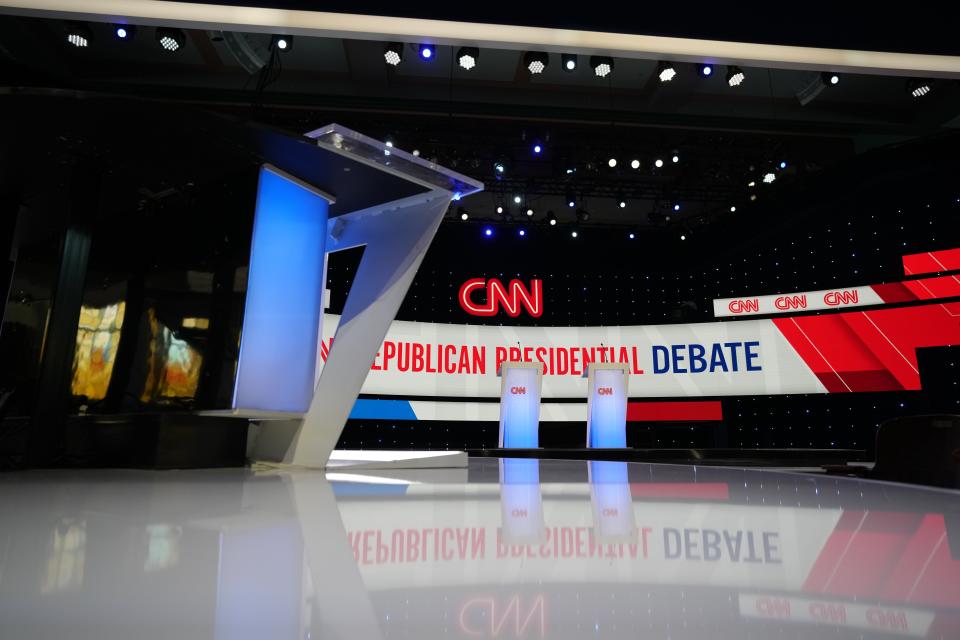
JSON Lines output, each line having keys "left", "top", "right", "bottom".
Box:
{"left": 584, "top": 362, "right": 630, "bottom": 448}
{"left": 497, "top": 361, "right": 543, "bottom": 448}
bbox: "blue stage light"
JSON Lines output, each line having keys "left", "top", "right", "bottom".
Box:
{"left": 419, "top": 44, "right": 434, "bottom": 60}
{"left": 484, "top": 227, "right": 493, "bottom": 237}
{"left": 518, "top": 229, "right": 526, "bottom": 237}
{"left": 699, "top": 63, "right": 713, "bottom": 77}
{"left": 779, "top": 161, "right": 787, "bottom": 169}
{"left": 533, "top": 143, "right": 542, "bottom": 154}
{"left": 114, "top": 24, "right": 134, "bottom": 40}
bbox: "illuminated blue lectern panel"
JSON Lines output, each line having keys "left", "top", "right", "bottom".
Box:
{"left": 498, "top": 361, "right": 543, "bottom": 448}
{"left": 233, "top": 165, "right": 333, "bottom": 414}
{"left": 585, "top": 363, "right": 630, "bottom": 448}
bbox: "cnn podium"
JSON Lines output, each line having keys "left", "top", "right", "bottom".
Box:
{"left": 584, "top": 362, "right": 631, "bottom": 448}
{"left": 497, "top": 361, "right": 543, "bottom": 448}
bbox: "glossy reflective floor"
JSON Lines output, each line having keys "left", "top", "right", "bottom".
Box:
{"left": 1, "top": 459, "right": 958, "bottom": 639}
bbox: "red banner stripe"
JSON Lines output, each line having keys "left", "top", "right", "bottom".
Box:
{"left": 902, "top": 247, "right": 960, "bottom": 275}
{"left": 626, "top": 400, "right": 722, "bottom": 422}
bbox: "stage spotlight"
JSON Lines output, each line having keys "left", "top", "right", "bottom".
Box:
{"left": 629, "top": 232, "right": 635, "bottom": 239}
{"left": 608, "top": 158, "right": 617, "bottom": 168}
{"left": 779, "top": 161, "right": 787, "bottom": 169}
{"left": 750, "top": 194, "right": 757, "bottom": 201}
{"left": 591, "top": 56, "right": 614, "bottom": 78}
{"left": 822, "top": 72, "right": 840, "bottom": 85}
{"left": 672, "top": 154, "right": 679, "bottom": 163}
{"left": 494, "top": 161, "right": 505, "bottom": 175}
{"left": 156, "top": 28, "right": 185, "bottom": 52}
{"left": 524, "top": 51, "right": 549, "bottom": 74}
{"left": 619, "top": 199, "right": 627, "bottom": 209}
{"left": 726, "top": 65, "right": 745, "bottom": 87}
{"left": 547, "top": 211, "right": 557, "bottom": 226}
{"left": 271, "top": 35, "right": 292, "bottom": 51}
{"left": 513, "top": 195, "right": 522, "bottom": 204}
{"left": 576, "top": 208, "right": 590, "bottom": 222}
{"left": 384, "top": 42, "right": 404, "bottom": 66}
{"left": 113, "top": 24, "right": 135, "bottom": 41}
{"left": 571, "top": 230, "right": 579, "bottom": 238}
{"left": 459, "top": 208, "right": 469, "bottom": 221}
{"left": 496, "top": 205, "right": 504, "bottom": 214}
{"left": 748, "top": 180, "right": 756, "bottom": 187}
{"left": 526, "top": 208, "right": 534, "bottom": 217}
{"left": 630, "top": 159, "right": 640, "bottom": 169}
{"left": 698, "top": 63, "right": 713, "bottom": 77}
{"left": 419, "top": 44, "right": 435, "bottom": 60}
{"left": 457, "top": 46, "right": 478, "bottom": 70}
{"left": 763, "top": 172, "right": 776, "bottom": 183}
{"left": 907, "top": 78, "right": 933, "bottom": 97}
{"left": 680, "top": 234, "right": 686, "bottom": 240}
{"left": 654, "top": 158, "right": 664, "bottom": 168}
{"left": 483, "top": 227, "right": 493, "bottom": 237}
{"left": 518, "top": 228, "right": 526, "bottom": 237}
{"left": 412, "top": 149, "right": 420, "bottom": 157}
{"left": 730, "top": 205, "right": 737, "bottom": 212}
{"left": 658, "top": 61, "right": 677, "bottom": 82}
{"left": 566, "top": 193, "right": 576, "bottom": 208}
{"left": 562, "top": 53, "right": 577, "bottom": 72}
{"left": 673, "top": 203, "right": 680, "bottom": 211}
{"left": 533, "top": 143, "right": 542, "bottom": 154}
{"left": 65, "top": 23, "right": 92, "bottom": 48}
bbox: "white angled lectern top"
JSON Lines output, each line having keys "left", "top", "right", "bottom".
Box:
{"left": 497, "top": 361, "right": 543, "bottom": 448}
{"left": 584, "top": 362, "right": 631, "bottom": 448}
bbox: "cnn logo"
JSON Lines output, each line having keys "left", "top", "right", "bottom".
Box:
{"left": 459, "top": 278, "right": 543, "bottom": 318}
{"left": 597, "top": 387, "right": 614, "bottom": 396}
{"left": 728, "top": 298, "right": 759, "bottom": 314}
{"left": 510, "top": 386, "right": 526, "bottom": 395}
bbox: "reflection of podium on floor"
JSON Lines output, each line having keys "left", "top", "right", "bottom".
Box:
{"left": 497, "top": 361, "right": 543, "bottom": 448}
{"left": 589, "top": 460, "right": 637, "bottom": 542}
{"left": 584, "top": 363, "right": 630, "bottom": 448}
{"left": 499, "top": 458, "right": 546, "bottom": 545}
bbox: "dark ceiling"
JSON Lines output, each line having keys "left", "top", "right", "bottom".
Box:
{"left": 0, "top": 14, "right": 958, "bottom": 230}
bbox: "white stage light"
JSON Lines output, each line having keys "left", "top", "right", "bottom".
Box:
{"left": 457, "top": 47, "right": 478, "bottom": 70}
{"left": 658, "top": 61, "right": 677, "bottom": 82}
{"left": 727, "top": 66, "right": 745, "bottom": 86}
{"left": 384, "top": 42, "right": 403, "bottom": 66}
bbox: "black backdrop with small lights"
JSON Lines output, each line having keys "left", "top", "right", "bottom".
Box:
{"left": 330, "top": 129, "right": 960, "bottom": 454}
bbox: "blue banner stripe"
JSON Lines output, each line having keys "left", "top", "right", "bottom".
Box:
{"left": 348, "top": 399, "right": 418, "bottom": 420}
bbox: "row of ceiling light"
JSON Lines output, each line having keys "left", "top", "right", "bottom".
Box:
{"left": 60, "top": 25, "right": 936, "bottom": 98}
{"left": 384, "top": 43, "right": 937, "bottom": 97}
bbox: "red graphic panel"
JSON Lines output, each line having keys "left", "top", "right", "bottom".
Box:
{"left": 902, "top": 248, "right": 960, "bottom": 275}
{"left": 804, "top": 511, "right": 960, "bottom": 610}
{"left": 872, "top": 274, "right": 960, "bottom": 304}
{"left": 626, "top": 400, "right": 722, "bottom": 422}
{"left": 774, "top": 302, "right": 960, "bottom": 392}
